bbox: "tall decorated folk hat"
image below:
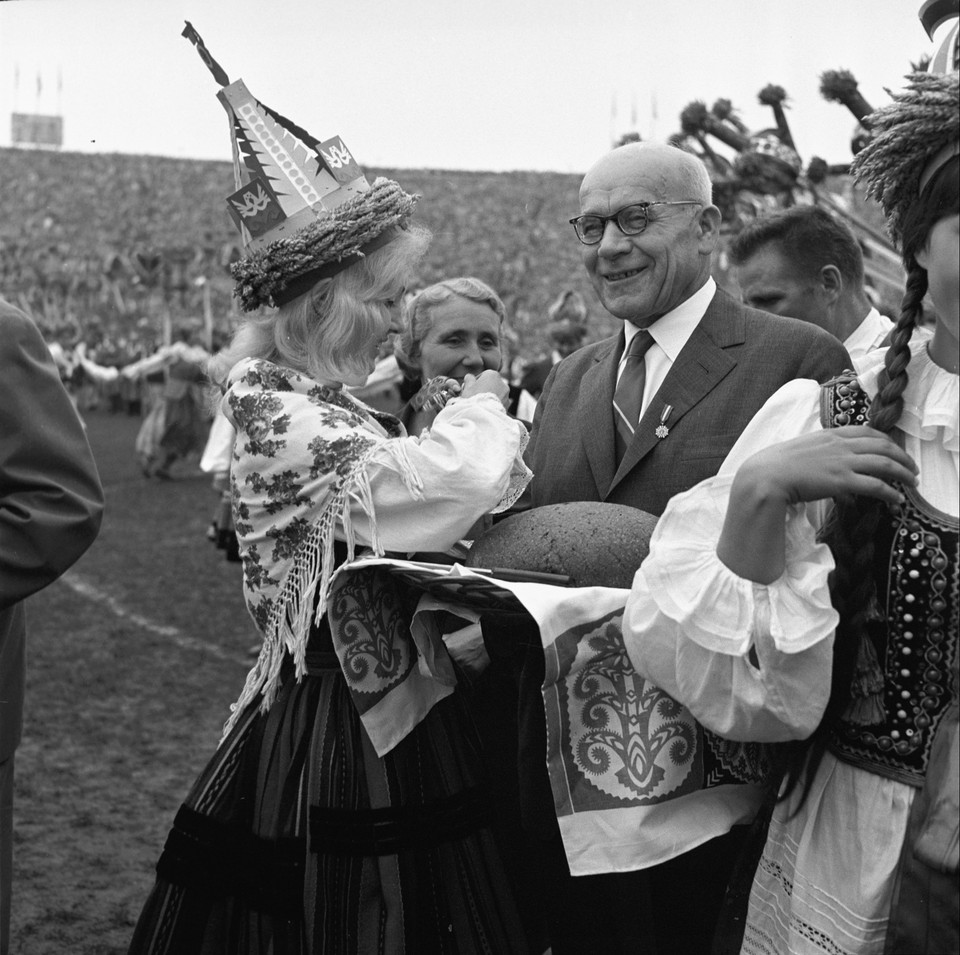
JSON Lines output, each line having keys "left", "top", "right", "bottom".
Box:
{"left": 182, "top": 22, "right": 418, "bottom": 312}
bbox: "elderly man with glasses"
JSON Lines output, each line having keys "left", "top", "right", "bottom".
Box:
{"left": 513, "top": 141, "right": 852, "bottom": 954}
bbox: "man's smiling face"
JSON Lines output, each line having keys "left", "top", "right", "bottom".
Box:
{"left": 578, "top": 146, "right": 713, "bottom": 328}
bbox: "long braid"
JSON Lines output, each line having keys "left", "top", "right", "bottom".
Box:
{"left": 777, "top": 265, "right": 924, "bottom": 811}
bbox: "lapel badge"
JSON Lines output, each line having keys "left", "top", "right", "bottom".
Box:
{"left": 655, "top": 403, "right": 673, "bottom": 439}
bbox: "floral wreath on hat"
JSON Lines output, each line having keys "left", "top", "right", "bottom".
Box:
{"left": 231, "top": 179, "right": 418, "bottom": 311}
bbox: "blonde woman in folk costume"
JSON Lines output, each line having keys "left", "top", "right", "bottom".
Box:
{"left": 624, "top": 70, "right": 958, "bottom": 955}
{"left": 128, "top": 27, "right": 536, "bottom": 955}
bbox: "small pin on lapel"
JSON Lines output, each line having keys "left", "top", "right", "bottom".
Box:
{"left": 655, "top": 403, "right": 673, "bottom": 439}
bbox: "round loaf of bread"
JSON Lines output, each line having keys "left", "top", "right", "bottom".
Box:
{"left": 466, "top": 502, "right": 658, "bottom": 589}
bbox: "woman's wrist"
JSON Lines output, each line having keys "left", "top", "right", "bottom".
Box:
{"left": 716, "top": 458, "right": 791, "bottom": 584}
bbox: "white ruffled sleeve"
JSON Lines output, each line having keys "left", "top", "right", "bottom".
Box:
{"left": 623, "top": 378, "right": 839, "bottom": 742}
{"left": 350, "top": 392, "right": 532, "bottom": 553}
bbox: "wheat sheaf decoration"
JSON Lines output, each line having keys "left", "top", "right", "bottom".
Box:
{"left": 851, "top": 71, "right": 959, "bottom": 247}
{"left": 230, "top": 179, "right": 418, "bottom": 312}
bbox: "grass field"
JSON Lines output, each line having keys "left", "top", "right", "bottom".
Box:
{"left": 10, "top": 407, "right": 260, "bottom": 954}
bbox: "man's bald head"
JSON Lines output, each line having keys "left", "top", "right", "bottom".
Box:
{"left": 580, "top": 142, "right": 714, "bottom": 208}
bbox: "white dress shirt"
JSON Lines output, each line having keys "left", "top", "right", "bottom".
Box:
{"left": 844, "top": 307, "right": 894, "bottom": 367}
{"left": 617, "top": 278, "right": 717, "bottom": 421}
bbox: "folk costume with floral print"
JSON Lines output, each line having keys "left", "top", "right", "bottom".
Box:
{"left": 221, "top": 357, "right": 531, "bottom": 737}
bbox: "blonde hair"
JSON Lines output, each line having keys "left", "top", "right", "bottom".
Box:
{"left": 394, "top": 276, "right": 506, "bottom": 379}
{"left": 209, "top": 224, "right": 431, "bottom": 387}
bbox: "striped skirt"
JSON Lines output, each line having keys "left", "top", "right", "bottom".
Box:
{"left": 128, "top": 636, "right": 531, "bottom": 953}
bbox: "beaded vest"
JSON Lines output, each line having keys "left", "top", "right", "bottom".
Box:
{"left": 820, "top": 374, "right": 959, "bottom": 787}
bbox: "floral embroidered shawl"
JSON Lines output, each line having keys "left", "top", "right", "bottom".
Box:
{"left": 221, "top": 358, "right": 427, "bottom": 734}
{"left": 220, "top": 357, "right": 530, "bottom": 741}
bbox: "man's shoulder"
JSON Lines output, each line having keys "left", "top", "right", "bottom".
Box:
{"left": 556, "top": 336, "right": 616, "bottom": 368}
{"left": 736, "top": 300, "right": 849, "bottom": 352}
{"left": 0, "top": 297, "right": 35, "bottom": 331}
{"left": 699, "top": 291, "right": 850, "bottom": 383}
{"left": 0, "top": 298, "right": 47, "bottom": 355}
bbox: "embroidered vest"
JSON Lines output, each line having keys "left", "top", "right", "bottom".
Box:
{"left": 821, "top": 375, "right": 960, "bottom": 786}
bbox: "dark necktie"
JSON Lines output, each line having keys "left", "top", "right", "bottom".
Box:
{"left": 613, "top": 329, "right": 655, "bottom": 464}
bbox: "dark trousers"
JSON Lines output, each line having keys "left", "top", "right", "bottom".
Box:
{"left": 532, "top": 823, "right": 749, "bottom": 955}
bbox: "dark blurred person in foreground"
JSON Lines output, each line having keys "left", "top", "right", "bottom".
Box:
{"left": 0, "top": 297, "right": 104, "bottom": 955}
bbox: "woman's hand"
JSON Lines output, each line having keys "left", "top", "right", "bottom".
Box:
{"left": 717, "top": 426, "right": 918, "bottom": 584}
{"left": 737, "top": 425, "right": 918, "bottom": 508}
{"left": 460, "top": 370, "right": 509, "bottom": 404}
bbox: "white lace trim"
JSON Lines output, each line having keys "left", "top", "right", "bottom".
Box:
{"left": 858, "top": 337, "right": 959, "bottom": 452}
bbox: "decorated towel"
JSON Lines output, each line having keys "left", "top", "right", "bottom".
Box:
{"left": 221, "top": 358, "right": 529, "bottom": 738}
{"left": 335, "top": 557, "right": 772, "bottom": 876}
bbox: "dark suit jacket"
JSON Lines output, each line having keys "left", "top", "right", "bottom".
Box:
{"left": 518, "top": 355, "right": 555, "bottom": 399}
{"left": 0, "top": 299, "right": 104, "bottom": 762}
{"left": 527, "top": 287, "right": 852, "bottom": 516}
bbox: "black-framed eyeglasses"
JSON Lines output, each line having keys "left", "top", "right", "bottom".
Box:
{"left": 569, "top": 201, "right": 702, "bottom": 245}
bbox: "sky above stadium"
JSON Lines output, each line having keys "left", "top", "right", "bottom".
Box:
{"left": 0, "top": 0, "right": 949, "bottom": 174}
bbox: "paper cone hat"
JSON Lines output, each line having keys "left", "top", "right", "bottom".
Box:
{"left": 183, "top": 22, "right": 418, "bottom": 311}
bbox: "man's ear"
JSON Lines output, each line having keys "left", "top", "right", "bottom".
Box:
{"left": 818, "top": 264, "right": 843, "bottom": 304}
{"left": 697, "top": 205, "right": 723, "bottom": 252}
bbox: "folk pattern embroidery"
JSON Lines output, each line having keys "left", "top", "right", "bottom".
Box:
{"left": 821, "top": 376, "right": 960, "bottom": 785}
{"left": 569, "top": 615, "right": 698, "bottom": 799}
{"left": 327, "top": 568, "right": 415, "bottom": 705}
{"left": 831, "top": 491, "right": 959, "bottom": 784}
{"left": 549, "top": 609, "right": 766, "bottom": 812}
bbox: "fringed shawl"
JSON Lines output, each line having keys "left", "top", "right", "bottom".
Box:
{"left": 220, "top": 358, "right": 424, "bottom": 736}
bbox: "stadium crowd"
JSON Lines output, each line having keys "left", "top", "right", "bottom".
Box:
{"left": 1, "top": 9, "right": 957, "bottom": 955}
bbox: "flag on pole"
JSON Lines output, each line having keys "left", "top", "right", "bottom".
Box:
{"left": 181, "top": 21, "right": 231, "bottom": 87}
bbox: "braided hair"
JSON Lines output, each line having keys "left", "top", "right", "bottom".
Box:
{"left": 778, "top": 153, "right": 958, "bottom": 812}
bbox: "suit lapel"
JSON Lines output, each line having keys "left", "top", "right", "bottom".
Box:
{"left": 608, "top": 291, "right": 744, "bottom": 494}
{"left": 579, "top": 335, "right": 622, "bottom": 497}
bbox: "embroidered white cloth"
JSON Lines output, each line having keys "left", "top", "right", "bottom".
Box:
{"left": 221, "top": 358, "right": 530, "bottom": 735}
{"left": 341, "top": 557, "right": 767, "bottom": 874}
{"left": 625, "top": 337, "right": 959, "bottom": 954}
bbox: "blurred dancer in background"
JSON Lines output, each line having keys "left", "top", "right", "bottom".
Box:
{"left": 122, "top": 328, "right": 211, "bottom": 478}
